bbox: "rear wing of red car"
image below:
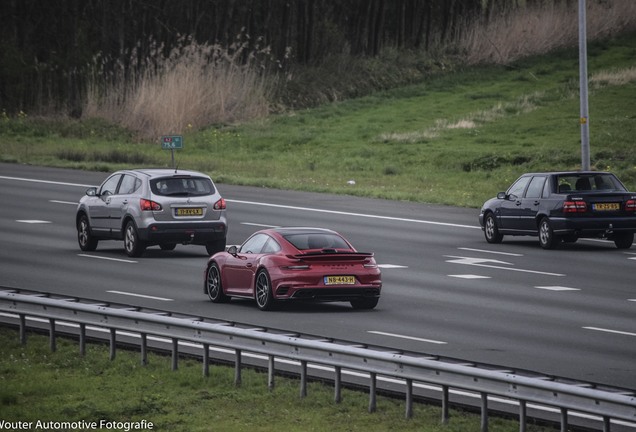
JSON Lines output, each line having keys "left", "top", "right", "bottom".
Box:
{"left": 290, "top": 251, "right": 375, "bottom": 262}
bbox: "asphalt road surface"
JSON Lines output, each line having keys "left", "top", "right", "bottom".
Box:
{"left": 1, "top": 162, "right": 634, "bottom": 390}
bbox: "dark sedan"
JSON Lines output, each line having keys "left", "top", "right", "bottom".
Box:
{"left": 479, "top": 171, "right": 636, "bottom": 249}
{"left": 204, "top": 227, "right": 382, "bottom": 310}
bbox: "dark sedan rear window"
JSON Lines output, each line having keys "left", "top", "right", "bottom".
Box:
{"left": 151, "top": 176, "right": 215, "bottom": 196}
{"left": 556, "top": 174, "right": 625, "bottom": 193}
{"left": 284, "top": 233, "right": 351, "bottom": 250}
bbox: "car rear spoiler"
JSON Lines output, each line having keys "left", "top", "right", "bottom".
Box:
{"left": 290, "top": 251, "right": 374, "bottom": 261}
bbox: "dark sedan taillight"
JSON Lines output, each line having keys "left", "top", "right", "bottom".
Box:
{"left": 213, "top": 198, "right": 226, "bottom": 210}
{"left": 563, "top": 200, "right": 586, "bottom": 213}
{"left": 626, "top": 199, "right": 636, "bottom": 212}
{"left": 140, "top": 198, "right": 162, "bottom": 211}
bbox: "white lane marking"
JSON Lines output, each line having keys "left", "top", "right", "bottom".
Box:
{"left": 445, "top": 255, "right": 565, "bottom": 277}
{"left": 629, "top": 299, "right": 636, "bottom": 302}
{"left": 368, "top": 330, "right": 447, "bottom": 345}
{"left": 458, "top": 247, "right": 523, "bottom": 257}
{"left": 228, "top": 199, "right": 479, "bottom": 229}
{"left": 535, "top": 286, "right": 580, "bottom": 291}
{"left": 449, "top": 274, "right": 491, "bottom": 279}
{"left": 78, "top": 254, "right": 137, "bottom": 264}
{"left": 584, "top": 327, "right": 636, "bottom": 338}
{"left": 50, "top": 200, "right": 77, "bottom": 205}
{"left": 16, "top": 220, "right": 51, "bottom": 224}
{"left": 241, "top": 222, "right": 280, "bottom": 228}
{"left": 446, "top": 256, "right": 513, "bottom": 266}
{"left": 0, "top": 175, "right": 92, "bottom": 188}
{"left": 2, "top": 175, "right": 479, "bottom": 230}
{"left": 107, "top": 290, "right": 173, "bottom": 302}
{"left": 377, "top": 264, "right": 408, "bottom": 269}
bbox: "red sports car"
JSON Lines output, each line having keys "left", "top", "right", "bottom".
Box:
{"left": 203, "top": 227, "right": 382, "bottom": 311}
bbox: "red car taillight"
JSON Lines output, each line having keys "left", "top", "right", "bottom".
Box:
{"left": 563, "top": 200, "right": 586, "bottom": 213}
{"left": 214, "top": 198, "right": 226, "bottom": 210}
{"left": 140, "top": 198, "right": 162, "bottom": 211}
{"left": 626, "top": 199, "right": 636, "bottom": 212}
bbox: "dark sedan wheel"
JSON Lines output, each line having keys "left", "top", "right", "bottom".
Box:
{"left": 255, "top": 269, "right": 275, "bottom": 311}
{"left": 206, "top": 262, "right": 229, "bottom": 303}
{"left": 538, "top": 217, "right": 559, "bottom": 249}
{"left": 124, "top": 221, "right": 146, "bottom": 257}
{"left": 614, "top": 232, "right": 634, "bottom": 249}
{"left": 77, "top": 214, "right": 98, "bottom": 251}
{"left": 350, "top": 298, "right": 379, "bottom": 310}
{"left": 484, "top": 213, "right": 503, "bottom": 244}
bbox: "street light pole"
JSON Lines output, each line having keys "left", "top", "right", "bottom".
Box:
{"left": 579, "top": 0, "right": 591, "bottom": 170}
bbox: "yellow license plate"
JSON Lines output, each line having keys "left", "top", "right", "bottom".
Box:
{"left": 593, "top": 203, "right": 620, "bottom": 211}
{"left": 176, "top": 208, "right": 203, "bottom": 216}
{"left": 324, "top": 275, "right": 356, "bottom": 285}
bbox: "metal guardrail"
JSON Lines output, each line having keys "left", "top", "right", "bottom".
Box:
{"left": 1, "top": 288, "right": 635, "bottom": 432}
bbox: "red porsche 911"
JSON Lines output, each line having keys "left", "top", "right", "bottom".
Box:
{"left": 203, "top": 227, "right": 382, "bottom": 311}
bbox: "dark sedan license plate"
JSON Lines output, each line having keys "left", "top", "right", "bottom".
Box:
{"left": 324, "top": 275, "right": 356, "bottom": 285}
{"left": 593, "top": 203, "right": 620, "bottom": 211}
{"left": 176, "top": 208, "right": 203, "bottom": 216}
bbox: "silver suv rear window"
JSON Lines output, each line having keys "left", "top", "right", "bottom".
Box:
{"left": 150, "top": 176, "right": 215, "bottom": 196}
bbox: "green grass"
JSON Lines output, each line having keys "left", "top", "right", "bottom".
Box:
{"left": 2, "top": 35, "right": 636, "bottom": 208}
{"left": 0, "top": 328, "right": 555, "bottom": 432}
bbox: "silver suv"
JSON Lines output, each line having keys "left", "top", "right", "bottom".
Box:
{"left": 76, "top": 169, "right": 228, "bottom": 257}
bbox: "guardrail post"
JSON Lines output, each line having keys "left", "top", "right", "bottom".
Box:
{"left": 141, "top": 333, "right": 148, "bottom": 366}
{"left": 405, "top": 378, "right": 413, "bottom": 419}
{"left": 234, "top": 349, "right": 242, "bottom": 386}
{"left": 19, "top": 314, "right": 26, "bottom": 345}
{"left": 519, "top": 400, "right": 527, "bottom": 432}
{"left": 202, "top": 343, "right": 210, "bottom": 377}
{"left": 79, "top": 323, "right": 86, "bottom": 356}
{"left": 300, "top": 360, "right": 308, "bottom": 398}
{"left": 334, "top": 366, "right": 342, "bottom": 403}
{"left": 109, "top": 328, "right": 116, "bottom": 360}
{"left": 603, "top": 416, "right": 611, "bottom": 432}
{"left": 560, "top": 408, "right": 568, "bottom": 432}
{"left": 49, "top": 318, "right": 56, "bottom": 352}
{"left": 171, "top": 338, "right": 179, "bottom": 371}
{"left": 369, "top": 372, "right": 377, "bottom": 413}
{"left": 481, "top": 392, "right": 489, "bottom": 432}
{"left": 441, "top": 385, "right": 450, "bottom": 424}
{"left": 268, "top": 355, "right": 275, "bottom": 391}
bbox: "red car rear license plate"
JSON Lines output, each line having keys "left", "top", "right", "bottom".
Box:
{"left": 593, "top": 203, "right": 620, "bottom": 211}
{"left": 324, "top": 275, "right": 356, "bottom": 285}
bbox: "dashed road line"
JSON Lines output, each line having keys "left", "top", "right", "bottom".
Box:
{"left": 368, "top": 330, "right": 447, "bottom": 345}
{"left": 78, "top": 254, "right": 137, "bottom": 264}
{"left": 449, "top": 274, "right": 491, "bottom": 279}
{"left": 458, "top": 247, "right": 523, "bottom": 256}
{"left": 534, "top": 286, "right": 580, "bottom": 291}
{"left": 583, "top": 327, "right": 636, "bottom": 338}
{"left": 445, "top": 255, "right": 565, "bottom": 277}
{"left": 107, "top": 290, "right": 173, "bottom": 302}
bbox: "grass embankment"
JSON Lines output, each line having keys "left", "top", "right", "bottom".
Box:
{"left": 0, "top": 328, "right": 556, "bottom": 432}
{"left": 2, "top": 33, "right": 636, "bottom": 208}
